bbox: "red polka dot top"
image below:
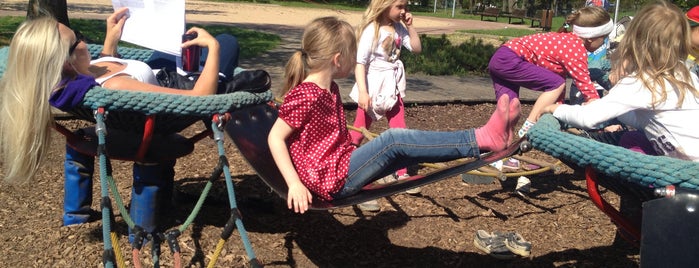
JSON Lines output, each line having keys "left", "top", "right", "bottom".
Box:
{"left": 278, "top": 82, "right": 355, "bottom": 201}
{"left": 504, "top": 32, "right": 600, "bottom": 101}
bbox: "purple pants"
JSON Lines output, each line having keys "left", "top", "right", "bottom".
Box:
{"left": 489, "top": 46, "right": 565, "bottom": 100}
{"left": 619, "top": 130, "right": 658, "bottom": 156}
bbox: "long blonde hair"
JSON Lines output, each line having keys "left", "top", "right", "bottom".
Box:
{"left": 0, "top": 17, "right": 68, "bottom": 183}
{"left": 356, "top": 0, "right": 397, "bottom": 54}
{"left": 281, "top": 17, "right": 356, "bottom": 96}
{"left": 612, "top": 1, "right": 698, "bottom": 108}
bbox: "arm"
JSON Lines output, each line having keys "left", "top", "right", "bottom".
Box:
{"left": 565, "top": 45, "right": 600, "bottom": 101}
{"left": 268, "top": 118, "right": 314, "bottom": 214}
{"left": 102, "top": 7, "right": 128, "bottom": 57}
{"left": 545, "top": 80, "right": 648, "bottom": 129}
{"left": 354, "top": 63, "right": 370, "bottom": 111}
{"left": 402, "top": 12, "right": 422, "bottom": 54}
{"left": 104, "top": 27, "right": 220, "bottom": 96}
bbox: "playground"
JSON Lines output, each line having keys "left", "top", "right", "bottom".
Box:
{"left": 0, "top": 0, "right": 649, "bottom": 267}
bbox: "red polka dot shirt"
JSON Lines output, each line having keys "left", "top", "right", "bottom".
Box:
{"left": 278, "top": 82, "right": 355, "bottom": 201}
{"left": 504, "top": 32, "right": 600, "bottom": 101}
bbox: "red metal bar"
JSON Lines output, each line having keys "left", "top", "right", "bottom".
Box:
{"left": 585, "top": 166, "right": 641, "bottom": 246}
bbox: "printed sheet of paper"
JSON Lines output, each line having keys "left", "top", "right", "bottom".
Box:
{"left": 111, "top": 0, "right": 185, "bottom": 56}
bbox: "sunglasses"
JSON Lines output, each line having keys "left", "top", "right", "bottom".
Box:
{"left": 68, "top": 30, "right": 85, "bottom": 55}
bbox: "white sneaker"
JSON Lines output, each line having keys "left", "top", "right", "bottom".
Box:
{"left": 357, "top": 199, "right": 380, "bottom": 212}
{"left": 398, "top": 174, "right": 422, "bottom": 195}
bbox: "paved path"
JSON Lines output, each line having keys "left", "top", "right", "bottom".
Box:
{"left": 1, "top": 0, "right": 545, "bottom": 103}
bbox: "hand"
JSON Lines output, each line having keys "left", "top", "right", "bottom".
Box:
{"left": 182, "top": 27, "right": 219, "bottom": 49}
{"left": 402, "top": 12, "right": 414, "bottom": 26}
{"left": 357, "top": 91, "right": 371, "bottom": 111}
{"left": 287, "top": 182, "right": 313, "bottom": 214}
{"left": 105, "top": 7, "right": 128, "bottom": 45}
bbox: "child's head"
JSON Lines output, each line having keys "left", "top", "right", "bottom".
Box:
{"left": 564, "top": 6, "right": 613, "bottom": 52}
{"left": 686, "top": 6, "right": 699, "bottom": 49}
{"left": 281, "top": 17, "right": 356, "bottom": 95}
{"left": 613, "top": 1, "right": 697, "bottom": 107}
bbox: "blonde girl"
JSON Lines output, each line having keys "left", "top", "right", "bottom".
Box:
{"left": 269, "top": 16, "right": 517, "bottom": 214}
{"left": 348, "top": 0, "right": 422, "bottom": 198}
{"left": 545, "top": 1, "right": 699, "bottom": 161}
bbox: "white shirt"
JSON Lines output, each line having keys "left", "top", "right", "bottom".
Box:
{"left": 91, "top": 57, "right": 159, "bottom": 86}
{"left": 553, "top": 71, "right": 699, "bottom": 161}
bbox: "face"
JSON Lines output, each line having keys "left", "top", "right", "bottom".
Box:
{"left": 691, "top": 27, "right": 699, "bottom": 48}
{"left": 57, "top": 23, "right": 91, "bottom": 75}
{"left": 332, "top": 52, "right": 355, "bottom": 79}
{"left": 385, "top": 0, "right": 408, "bottom": 23}
{"left": 581, "top": 35, "right": 606, "bottom": 52}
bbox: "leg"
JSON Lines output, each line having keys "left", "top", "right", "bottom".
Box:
{"left": 202, "top": 34, "right": 240, "bottom": 78}
{"left": 385, "top": 97, "right": 408, "bottom": 177}
{"left": 63, "top": 145, "right": 94, "bottom": 226}
{"left": 129, "top": 160, "right": 175, "bottom": 243}
{"left": 350, "top": 107, "right": 374, "bottom": 146}
{"left": 146, "top": 34, "right": 239, "bottom": 78}
{"left": 527, "top": 82, "right": 565, "bottom": 123}
{"left": 618, "top": 131, "right": 658, "bottom": 155}
{"left": 334, "top": 128, "right": 481, "bottom": 199}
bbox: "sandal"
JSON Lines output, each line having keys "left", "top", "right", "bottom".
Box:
{"left": 473, "top": 230, "right": 517, "bottom": 259}
{"left": 504, "top": 232, "right": 532, "bottom": 257}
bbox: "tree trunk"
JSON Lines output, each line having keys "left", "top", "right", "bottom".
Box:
{"left": 26, "top": 0, "right": 70, "bottom": 27}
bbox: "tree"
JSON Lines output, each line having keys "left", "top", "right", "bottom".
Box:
{"left": 26, "top": 0, "right": 70, "bottom": 27}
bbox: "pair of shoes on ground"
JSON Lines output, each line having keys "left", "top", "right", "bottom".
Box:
{"left": 473, "top": 230, "right": 532, "bottom": 259}
{"left": 376, "top": 173, "right": 422, "bottom": 195}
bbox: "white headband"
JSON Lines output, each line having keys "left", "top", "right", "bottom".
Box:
{"left": 573, "top": 19, "right": 614, "bottom": 38}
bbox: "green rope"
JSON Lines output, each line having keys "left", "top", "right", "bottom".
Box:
{"left": 81, "top": 86, "right": 272, "bottom": 116}
{"left": 527, "top": 114, "right": 699, "bottom": 189}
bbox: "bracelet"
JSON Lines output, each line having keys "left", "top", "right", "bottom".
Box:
{"left": 99, "top": 52, "right": 122, "bottom": 58}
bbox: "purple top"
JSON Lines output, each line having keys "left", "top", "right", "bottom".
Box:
{"left": 49, "top": 74, "right": 98, "bottom": 110}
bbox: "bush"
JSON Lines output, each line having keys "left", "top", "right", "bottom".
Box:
{"left": 401, "top": 34, "right": 497, "bottom": 76}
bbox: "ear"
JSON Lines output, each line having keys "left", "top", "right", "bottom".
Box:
{"left": 332, "top": 53, "right": 342, "bottom": 68}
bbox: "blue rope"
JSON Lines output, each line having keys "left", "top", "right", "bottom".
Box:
{"left": 528, "top": 114, "right": 699, "bottom": 189}
{"left": 211, "top": 119, "right": 258, "bottom": 262}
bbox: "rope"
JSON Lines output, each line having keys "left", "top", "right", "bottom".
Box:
{"left": 81, "top": 86, "right": 272, "bottom": 116}
{"left": 527, "top": 114, "right": 699, "bottom": 189}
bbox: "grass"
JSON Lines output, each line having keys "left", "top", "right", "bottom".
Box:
{"left": 0, "top": 16, "right": 280, "bottom": 59}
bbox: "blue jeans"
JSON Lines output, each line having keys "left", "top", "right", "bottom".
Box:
{"left": 332, "top": 128, "right": 480, "bottom": 199}
{"left": 146, "top": 34, "right": 240, "bottom": 78}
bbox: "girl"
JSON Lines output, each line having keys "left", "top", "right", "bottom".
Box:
{"left": 348, "top": 0, "right": 422, "bottom": 191}
{"left": 268, "top": 16, "right": 519, "bottom": 214}
{"left": 544, "top": 1, "right": 699, "bottom": 161}
{"left": 488, "top": 6, "right": 612, "bottom": 138}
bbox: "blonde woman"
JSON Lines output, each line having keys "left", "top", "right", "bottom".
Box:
{"left": 1, "top": 9, "right": 225, "bottom": 241}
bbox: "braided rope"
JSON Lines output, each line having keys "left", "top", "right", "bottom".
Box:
{"left": 82, "top": 86, "right": 272, "bottom": 116}
{"left": 527, "top": 114, "right": 699, "bottom": 189}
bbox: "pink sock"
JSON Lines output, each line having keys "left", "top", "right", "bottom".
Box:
{"left": 508, "top": 98, "right": 521, "bottom": 142}
{"left": 476, "top": 95, "right": 510, "bottom": 152}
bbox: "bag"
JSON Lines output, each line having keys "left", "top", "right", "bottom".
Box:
{"left": 155, "top": 67, "right": 271, "bottom": 94}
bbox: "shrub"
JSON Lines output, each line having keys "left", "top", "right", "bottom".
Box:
{"left": 401, "top": 34, "right": 497, "bottom": 76}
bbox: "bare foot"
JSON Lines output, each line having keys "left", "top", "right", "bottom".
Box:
{"left": 475, "top": 95, "right": 510, "bottom": 152}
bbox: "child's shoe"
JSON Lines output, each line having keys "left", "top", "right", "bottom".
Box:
{"left": 518, "top": 120, "right": 535, "bottom": 138}
{"left": 397, "top": 174, "right": 421, "bottom": 195}
{"left": 502, "top": 158, "right": 520, "bottom": 170}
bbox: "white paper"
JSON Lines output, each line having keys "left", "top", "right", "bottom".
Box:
{"left": 111, "top": 0, "right": 185, "bottom": 56}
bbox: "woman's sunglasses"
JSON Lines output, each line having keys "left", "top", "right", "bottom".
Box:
{"left": 68, "top": 30, "right": 85, "bottom": 55}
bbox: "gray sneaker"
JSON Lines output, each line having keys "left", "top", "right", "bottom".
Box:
{"left": 357, "top": 199, "right": 380, "bottom": 212}
{"left": 473, "top": 230, "right": 517, "bottom": 260}
{"left": 504, "top": 232, "right": 532, "bottom": 257}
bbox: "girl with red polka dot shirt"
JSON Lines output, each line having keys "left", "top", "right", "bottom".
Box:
{"left": 489, "top": 6, "right": 613, "bottom": 137}
{"left": 268, "top": 17, "right": 518, "bottom": 214}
